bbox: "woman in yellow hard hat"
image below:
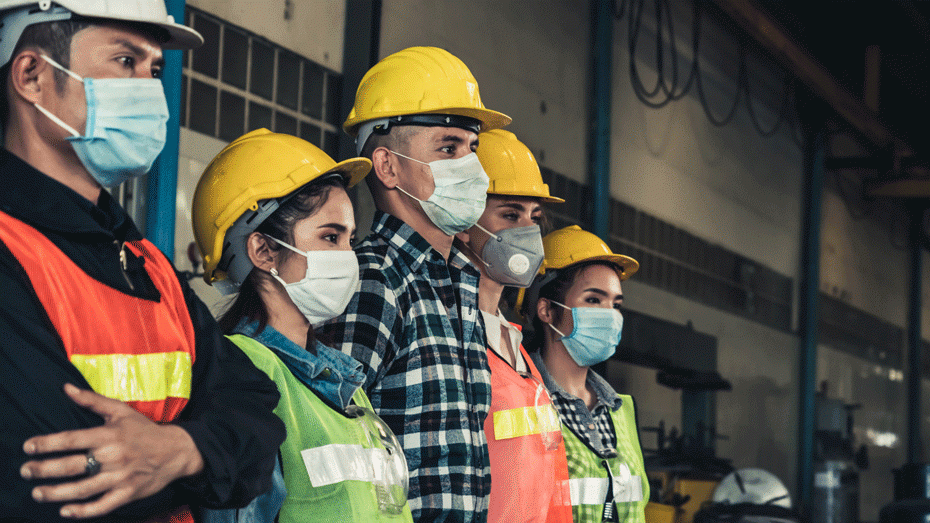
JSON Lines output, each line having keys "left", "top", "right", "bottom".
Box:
{"left": 192, "top": 129, "right": 413, "bottom": 523}
{"left": 456, "top": 129, "right": 572, "bottom": 523}
{"left": 522, "top": 225, "right": 649, "bottom": 523}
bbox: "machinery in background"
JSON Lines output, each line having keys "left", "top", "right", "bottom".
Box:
{"left": 642, "top": 420, "right": 732, "bottom": 523}
{"left": 616, "top": 310, "right": 731, "bottom": 523}
{"left": 811, "top": 383, "right": 868, "bottom": 523}
{"left": 878, "top": 463, "right": 930, "bottom": 521}
{"left": 694, "top": 468, "right": 801, "bottom": 523}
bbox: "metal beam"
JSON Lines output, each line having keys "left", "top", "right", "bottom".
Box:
{"left": 589, "top": 0, "right": 613, "bottom": 240}
{"left": 146, "top": 0, "right": 186, "bottom": 260}
{"left": 712, "top": 0, "right": 896, "bottom": 150}
{"left": 338, "top": 0, "right": 381, "bottom": 234}
{"left": 907, "top": 204, "right": 924, "bottom": 464}
{"left": 797, "top": 128, "right": 825, "bottom": 517}
{"left": 869, "top": 179, "right": 930, "bottom": 198}
{"left": 338, "top": 0, "right": 381, "bottom": 163}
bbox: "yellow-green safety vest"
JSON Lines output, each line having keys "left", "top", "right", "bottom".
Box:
{"left": 562, "top": 394, "right": 649, "bottom": 523}
{"left": 229, "top": 334, "right": 414, "bottom": 523}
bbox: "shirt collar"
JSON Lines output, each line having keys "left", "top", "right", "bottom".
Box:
{"left": 530, "top": 352, "right": 623, "bottom": 411}
{"left": 481, "top": 309, "right": 526, "bottom": 372}
{"left": 370, "top": 211, "right": 482, "bottom": 278}
{"left": 370, "top": 211, "right": 433, "bottom": 272}
{"left": 0, "top": 148, "right": 135, "bottom": 241}
{"left": 234, "top": 319, "right": 365, "bottom": 409}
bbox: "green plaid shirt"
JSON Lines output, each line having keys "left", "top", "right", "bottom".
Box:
{"left": 321, "top": 211, "right": 491, "bottom": 523}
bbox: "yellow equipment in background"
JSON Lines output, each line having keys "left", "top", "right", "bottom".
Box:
{"left": 647, "top": 471, "right": 720, "bottom": 523}
{"left": 645, "top": 500, "right": 678, "bottom": 523}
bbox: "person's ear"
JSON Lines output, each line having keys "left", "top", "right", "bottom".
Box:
{"left": 371, "top": 147, "right": 399, "bottom": 190}
{"left": 537, "top": 297, "right": 554, "bottom": 324}
{"left": 8, "top": 50, "right": 47, "bottom": 105}
{"left": 246, "top": 232, "right": 278, "bottom": 272}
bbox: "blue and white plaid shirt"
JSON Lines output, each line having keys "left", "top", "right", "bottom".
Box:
{"left": 530, "top": 353, "right": 622, "bottom": 457}
{"left": 321, "top": 211, "right": 491, "bottom": 523}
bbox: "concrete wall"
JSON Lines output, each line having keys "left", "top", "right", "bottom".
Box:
{"left": 175, "top": 127, "right": 229, "bottom": 313}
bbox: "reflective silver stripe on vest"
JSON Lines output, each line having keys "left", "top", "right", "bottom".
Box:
{"left": 301, "top": 444, "right": 395, "bottom": 487}
{"left": 569, "top": 474, "right": 644, "bottom": 505}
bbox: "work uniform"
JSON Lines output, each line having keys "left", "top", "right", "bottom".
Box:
{"left": 205, "top": 321, "right": 414, "bottom": 522}
{"left": 531, "top": 354, "right": 649, "bottom": 523}
{"left": 482, "top": 312, "right": 572, "bottom": 523}
{"left": 0, "top": 149, "right": 284, "bottom": 521}
{"left": 321, "top": 211, "right": 492, "bottom": 523}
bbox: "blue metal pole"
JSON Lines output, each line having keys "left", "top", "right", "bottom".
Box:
{"left": 589, "top": 0, "right": 612, "bottom": 239}
{"left": 797, "top": 128, "right": 824, "bottom": 517}
{"left": 146, "top": 0, "right": 185, "bottom": 260}
{"left": 907, "top": 203, "right": 923, "bottom": 464}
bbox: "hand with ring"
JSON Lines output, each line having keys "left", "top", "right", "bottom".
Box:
{"left": 19, "top": 383, "right": 205, "bottom": 519}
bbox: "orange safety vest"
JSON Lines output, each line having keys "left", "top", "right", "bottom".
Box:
{"left": 485, "top": 336, "right": 572, "bottom": 523}
{"left": 0, "top": 211, "right": 197, "bottom": 523}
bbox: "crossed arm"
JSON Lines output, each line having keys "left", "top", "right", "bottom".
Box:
{"left": 20, "top": 383, "right": 205, "bottom": 519}
{"left": 0, "top": 259, "right": 284, "bottom": 521}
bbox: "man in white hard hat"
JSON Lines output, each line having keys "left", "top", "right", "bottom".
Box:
{"left": 0, "top": 2, "right": 284, "bottom": 521}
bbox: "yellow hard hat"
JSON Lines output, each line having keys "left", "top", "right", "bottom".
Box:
{"left": 476, "top": 130, "right": 564, "bottom": 203}
{"left": 541, "top": 225, "right": 638, "bottom": 279}
{"left": 192, "top": 128, "right": 371, "bottom": 293}
{"left": 344, "top": 46, "right": 511, "bottom": 148}
{"left": 516, "top": 225, "right": 639, "bottom": 318}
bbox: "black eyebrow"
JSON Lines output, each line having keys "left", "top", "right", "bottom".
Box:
{"left": 583, "top": 288, "right": 623, "bottom": 301}
{"left": 317, "top": 223, "right": 349, "bottom": 232}
{"left": 114, "top": 39, "right": 165, "bottom": 69}
{"left": 435, "top": 134, "right": 464, "bottom": 145}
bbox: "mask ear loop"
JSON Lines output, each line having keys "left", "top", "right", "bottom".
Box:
{"left": 394, "top": 184, "right": 426, "bottom": 204}
{"left": 387, "top": 149, "right": 429, "bottom": 166}
{"left": 387, "top": 149, "right": 433, "bottom": 204}
{"left": 264, "top": 235, "right": 309, "bottom": 288}
{"left": 264, "top": 234, "right": 307, "bottom": 256}
{"left": 545, "top": 300, "right": 572, "bottom": 339}
{"left": 456, "top": 226, "right": 494, "bottom": 270}
{"left": 472, "top": 222, "right": 502, "bottom": 243}
{"left": 39, "top": 54, "right": 84, "bottom": 82}
{"left": 33, "top": 55, "right": 84, "bottom": 138}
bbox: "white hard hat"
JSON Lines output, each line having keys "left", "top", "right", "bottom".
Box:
{"left": 712, "top": 468, "right": 792, "bottom": 508}
{"left": 0, "top": 0, "right": 203, "bottom": 67}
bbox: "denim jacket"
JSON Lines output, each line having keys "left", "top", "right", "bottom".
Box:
{"left": 201, "top": 320, "right": 366, "bottom": 523}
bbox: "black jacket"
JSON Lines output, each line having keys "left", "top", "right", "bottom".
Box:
{"left": 0, "top": 149, "right": 285, "bottom": 522}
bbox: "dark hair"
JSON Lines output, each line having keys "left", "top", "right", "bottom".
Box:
{"left": 362, "top": 126, "right": 417, "bottom": 197}
{"left": 217, "top": 174, "right": 348, "bottom": 341}
{"left": 523, "top": 260, "right": 624, "bottom": 353}
{"left": 1, "top": 19, "right": 90, "bottom": 127}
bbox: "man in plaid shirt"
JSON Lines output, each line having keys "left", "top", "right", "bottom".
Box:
{"left": 320, "top": 47, "right": 511, "bottom": 522}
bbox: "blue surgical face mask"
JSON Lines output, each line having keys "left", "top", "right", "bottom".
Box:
{"left": 33, "top": 55, "right": 168, "bottom": 187}
{"left": 390, "top": 150, "right": 489, "bottom": 236}
{"left": 547, "top": 301, "right": 623, "bottom": 367}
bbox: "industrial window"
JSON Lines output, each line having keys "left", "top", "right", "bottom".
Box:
{"left": 181, "top": 7, "right": 343, "bottom": 152}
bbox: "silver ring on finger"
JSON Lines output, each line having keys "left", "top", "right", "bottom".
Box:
{"left": 84, "top": 452, "right": 101, "bottom": 476}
